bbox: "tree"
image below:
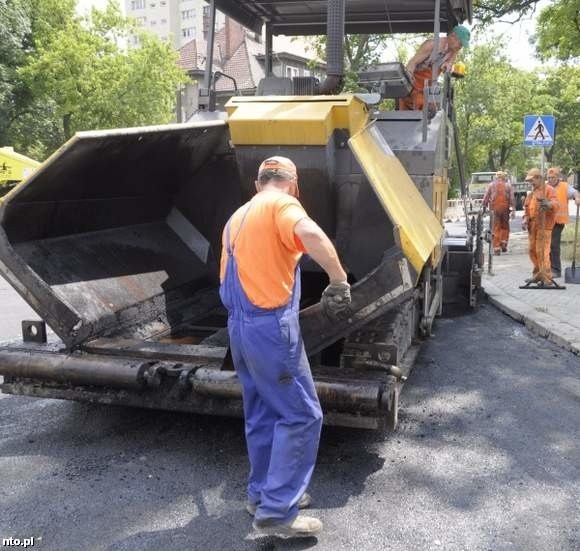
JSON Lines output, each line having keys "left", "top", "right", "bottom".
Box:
{"left": 474, "top": 0, "right": 544, "bottom": 24}
{"left": 19, "top": 1, "right": 188, "bottom": 142}
{"left": 0, "top": 0, "right": 31, "bottom": 145}
{"left": 538, "top": 66, "right": 580, "bottom": 172}
{"left": 534, "top": 0, "right": 580, "bottom": 61}
{"left": 306, "top": 34, "right": 423, "bottom": 92}
{"left": 453, "top": 42, "right": 554, "bottom": 181}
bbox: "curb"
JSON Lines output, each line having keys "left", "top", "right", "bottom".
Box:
{"left": 484, "top": 280, "right": 580, "bottom": 356}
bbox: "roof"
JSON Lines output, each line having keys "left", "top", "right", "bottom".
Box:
{"left": 178, "top": 37, "right": 223, "bottom": 72}
{"left": 212, "top": 0, "right": 472, "bottom": 36}
{"left": 216, "top": 42, "right": 256, "bottom": 91}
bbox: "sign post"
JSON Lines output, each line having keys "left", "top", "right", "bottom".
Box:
{"left": 524, "top": 115, "right": 555, "bottom": 175}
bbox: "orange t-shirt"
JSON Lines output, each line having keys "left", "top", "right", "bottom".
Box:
{"left": 219, "top": 190, "right": 309, "bottom": 308}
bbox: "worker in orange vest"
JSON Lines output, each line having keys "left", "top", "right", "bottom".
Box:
{"left": 399, "top": 25, "right": 470, "bottom": 111}
{"left": 482, "top": 171, "right": 516, "bottom": 255}
{"left": 547, "top": 166, "right": 580, "bottom": 278}
{"left": 522, "top": 168, "right": 559, "bottom": 283}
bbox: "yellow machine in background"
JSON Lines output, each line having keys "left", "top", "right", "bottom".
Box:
{"left": 0, "top": 147, "right": 40, "bottom": 199}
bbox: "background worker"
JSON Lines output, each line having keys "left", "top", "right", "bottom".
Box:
{"left": 547, "top": 166, "right": 580, "bottom": 278}
{"left": 399, "top": 24, "right": 470, "bottom": 111}
{"left": 482, "top": 171, "right": 516, "bottom": 255}
{"left": 219, "top": 156, "right": 351, "bottom": 539}
{"left": 522, "top": 168, "right": 559, "bottom": 283}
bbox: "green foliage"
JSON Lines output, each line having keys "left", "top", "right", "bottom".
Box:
{"left": 453, "top": 41, "right": 578, "bottom": 188}
{"left": 306, "top": 33, "right": 425, "bottom": 92}
{"left": 539, "top": 66, "right": 580, "bottom": 171}
{"left": 453, "top": 42, "right": 555, "bottom": 182}
{"left": 0, "top": 0, "right": 31, "bottom": 143}
{"left": 473, "top": 0, "right": 543, "bottom": 24}
{"left": 535, "top": 0, "right": 580, "bottom": 61}
{"left": 19, "top": 1, "right": 188, "bottom": 142}
{"left": 1, "top": 0, "right": 187, "bottom": 159}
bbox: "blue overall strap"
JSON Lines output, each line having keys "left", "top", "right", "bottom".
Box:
{"left": 225, "top": 203, "right": 253, "bottom": 257}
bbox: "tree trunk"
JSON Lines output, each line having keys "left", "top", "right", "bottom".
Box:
{"left": 63, "top": 114, "right": 72, "bottom": 140}
{"left": 488, "top": 150, "right": 496, "bottom": 171}
{"left": 545, "top": 144, "right": 555, "bottom": 163}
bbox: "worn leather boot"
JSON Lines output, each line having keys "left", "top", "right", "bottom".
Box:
{"left": 252, "top": 515, "right": 322, "bottom": 538}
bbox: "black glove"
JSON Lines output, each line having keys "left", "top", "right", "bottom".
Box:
{"left": 321, "top": 281, "right": 351, "bottom": 318}
{"left": 538, "top": 198, "right": 550, "bottom": 211}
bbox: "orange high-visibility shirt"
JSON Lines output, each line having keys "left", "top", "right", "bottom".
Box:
{"left": 220, "top": 190, "right": 308, "bottom": 308}
{"left": 554, "top": 181, "right": 570, "bottom": 225}
{"left": 524, "top": 184, "right": 558, "bottom": 230}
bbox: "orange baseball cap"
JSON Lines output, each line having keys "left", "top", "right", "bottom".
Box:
{"left": 257, "top": 156, "right": 299, "bottom": 197}
{"left": 525, "top": 168, "right": 542, "bottom": 180}
{"left": 258, "top": 156, "right": 297, "bottom": 178}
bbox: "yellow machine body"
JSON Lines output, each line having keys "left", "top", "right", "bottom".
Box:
{"left": 349, "top": 122, "right": 444, "bottom": 276}
{"left": 0, "top": 148, "right": 40, "bottom": 185}
{"left": 226, "top": 95, "right": 368, "bottom": 146}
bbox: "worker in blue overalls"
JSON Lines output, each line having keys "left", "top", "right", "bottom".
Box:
{"left": 219, "top": 156, "right": 351, "bottom": 538}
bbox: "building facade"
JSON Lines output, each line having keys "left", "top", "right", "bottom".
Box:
{"left": 125, "top": 0, "right": 224, "bottom": 49}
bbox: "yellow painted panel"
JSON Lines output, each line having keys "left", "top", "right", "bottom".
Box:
{"left": 349, "top": 122, "right": 443, "bottom": 276}
{"left": 0, "top": 147, "right": 40, "bottom": 184}
{"left": 226, "top": 96, "right": 368, "bottom": 145}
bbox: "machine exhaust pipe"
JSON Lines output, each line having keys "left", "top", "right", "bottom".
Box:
{"left": 319, "top": 0, "right": 345, "bottom": 95}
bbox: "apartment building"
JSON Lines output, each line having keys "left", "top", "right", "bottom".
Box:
{"left": 125, "top": 0, "right": 224, "bottom": 49}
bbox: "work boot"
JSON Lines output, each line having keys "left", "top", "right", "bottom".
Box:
{"left": 494, "top": 248, "right": 501, "bottom": 256}
{"left": 501, "top": 244, "right": 508, "bottom": 253}
{"left": 252, "top": 515, "right": 323, "bottom": 539}
{"left": 246, "top": 493, "right": 312, "bottom": 516}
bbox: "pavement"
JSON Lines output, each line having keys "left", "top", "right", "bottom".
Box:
{"left": 479, "top": 211, "right": 580, "bottom": 356}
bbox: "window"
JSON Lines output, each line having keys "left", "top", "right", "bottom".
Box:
{"left": 182, "top": 27, "right": 196, "bottom": 38}
{"left": 135, "top": 16, "right": 147, "bottom": 24}
{"left": 151, "top": 20, "right": 157, "bottom": 25}
{"left": 181, "top": 9, "right": 195, "bottom": 19}
{"left": 286, "top": 66, "right": 299, "bottom": 78}
{"left": 160, "top": 0, "right": 166, "bottom": 4}
{"left": 130, "top": 0, "right": 145, "bottom": 9}
{"left": 203, "top": 5, "right": 210, "bottom": 16}
{"left": 161, "top": 18, "right": 167, "bottom": 24}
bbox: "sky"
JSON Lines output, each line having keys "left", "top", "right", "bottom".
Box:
{"left": 77, "top": 0, "right": 550, "bottom": 70}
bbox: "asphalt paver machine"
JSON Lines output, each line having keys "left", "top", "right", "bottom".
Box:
{"left": 0, "top": 0, "right": 479, "bottom": 430}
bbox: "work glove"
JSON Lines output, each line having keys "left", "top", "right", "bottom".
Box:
{"left": 321, "top": 281, "right": 351, "bottom": 319}
{"left": 538, "top": 198, "right": 550, "bottom": 211}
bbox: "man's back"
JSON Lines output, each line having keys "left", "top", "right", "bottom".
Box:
{"left": 220, "top": 190, "right": 308, "bottom": 308}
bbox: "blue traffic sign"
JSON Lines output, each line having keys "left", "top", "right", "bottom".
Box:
{"left": 524, "top": 115, "right": 555, "bottom": 146}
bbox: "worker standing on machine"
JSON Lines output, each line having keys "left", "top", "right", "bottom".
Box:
{"left": 399, "top": 24, "right": 470, "bottom": 111}
{"left": 547, "top": 166, "right": 580, "bottom": 278}
{"left": 522, "top": 168, "right": 559, "bottom": 284}
{"left": 482, "top": 171, "right": 516, "bottom": 255}
{"left": 219, "top": 156, "right": 351, "bottom": 539}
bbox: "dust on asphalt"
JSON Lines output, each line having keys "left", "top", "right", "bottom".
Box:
{"left": 0, "top": 304, "right": 579, "bottom": 551}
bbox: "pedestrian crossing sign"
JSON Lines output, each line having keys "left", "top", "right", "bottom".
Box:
{"left": 524, "top": 115, "right": 555, "bottom": 146}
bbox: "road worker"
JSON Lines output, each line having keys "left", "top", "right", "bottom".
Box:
{"left": 399, "top": 25, "right": 470, "bottom": 111}
{"left": 219, "top": 156, "right": 351, "bottom": 538}
{"left": 522, "top": 168, "right": 559, "bottom": 283}
{"left": 547, "top": 166, "right": 580, "bottom": 278}
{"left": 482, "top": 171, "right": 516, "bottom": 255}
